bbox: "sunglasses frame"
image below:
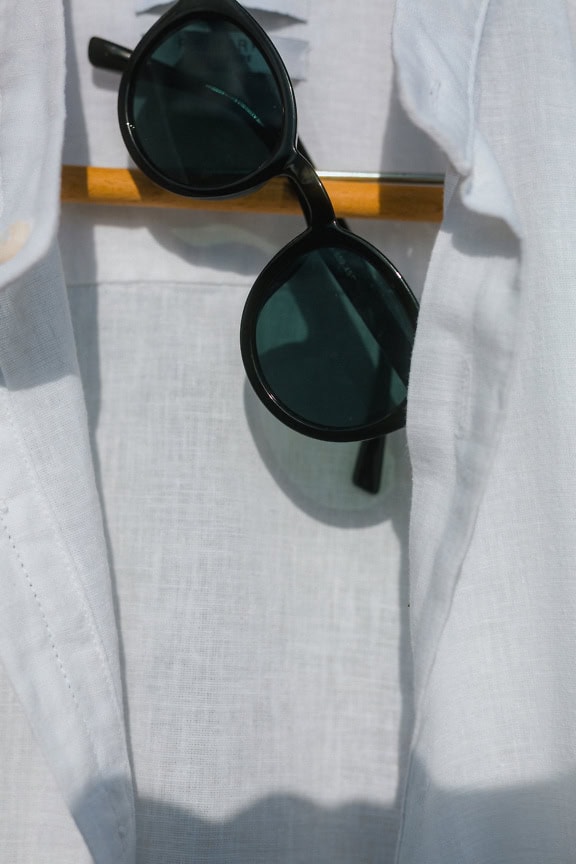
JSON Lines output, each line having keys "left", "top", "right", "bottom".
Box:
{"left": 240, "top": 222, "right": 414, "bottom": 442}
{"left": 117, "top": 0, "right": 298, "bottom": 200}
{"left": 89, "top": 0, "right": 419, "bottom": 487}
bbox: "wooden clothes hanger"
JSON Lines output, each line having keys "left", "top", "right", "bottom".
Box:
{"left": 60, "top": 165, "right": 444, "bottom": 222}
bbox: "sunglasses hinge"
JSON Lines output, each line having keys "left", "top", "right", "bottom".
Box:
{"left": 285, "top": 148, "right": 337, "bottom": 229}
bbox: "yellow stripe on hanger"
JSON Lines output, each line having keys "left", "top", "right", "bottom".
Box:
{"left": 61, "top": 165, "right": 443, "bottom": 222}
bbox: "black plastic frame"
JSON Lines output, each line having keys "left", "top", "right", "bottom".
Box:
{"left": 117, "top": 0, "right": 300, "bottom": 200}
{"left": 88, "top": 0, "right": 419, "bottom": 492}
{"left": 240, "top": 221, "right": 415, "bottom": 442}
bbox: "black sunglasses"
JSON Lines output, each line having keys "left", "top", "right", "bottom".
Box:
{"left": 88, "top": 0, "right": 418, "bottom": 494}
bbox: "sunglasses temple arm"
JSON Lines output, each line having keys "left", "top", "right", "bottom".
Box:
{"left": 89, "top": 36, "right": 131, "bottom": 72}
{"left": 353, "top": 437, "right": 386, "bottom": 495}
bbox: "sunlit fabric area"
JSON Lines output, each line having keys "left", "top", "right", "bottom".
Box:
{"left": 1, "top": 1, "right": 576, "bottom": 863}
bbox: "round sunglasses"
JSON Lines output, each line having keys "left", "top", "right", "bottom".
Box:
{"left": 88, "top": 0, "right": 419, "bottom": 494}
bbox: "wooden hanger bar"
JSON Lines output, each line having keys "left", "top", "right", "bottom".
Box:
{"left": 61, "top": 165, "right": 444, "bottom": 222}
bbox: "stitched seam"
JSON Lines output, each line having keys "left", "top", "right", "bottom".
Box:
{"left": 0, "top": 389, "right": 129, "bottom": 860}
{"left": 0, "top": 383, "right": 126, "bottom": 727}
{"left": 0, "top": 508, "right": 127, "bottom": 859}
{"left": 1, "top": 510, "right": 77, "bottom": 693}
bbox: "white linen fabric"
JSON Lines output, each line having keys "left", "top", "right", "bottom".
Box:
{"left": 394, "top": 0, "right": 576, "bottom": 861}
{"left": 3, "top": 0, "right": 576, "bottom": 863}
{"left": 135, "top": 0, "right": 310, "bottom": 20}
{"left": 0, "top": 1, "right": 439, "bottom": 862}
{"left": 0, "top": 1, "right": 134, "bottom": 862}
{"left": 244, "top": 0, "right": 309, "bottom": 19}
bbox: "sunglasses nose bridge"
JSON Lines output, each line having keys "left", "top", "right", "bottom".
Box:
{"left": 284, "top": 148, "right": 336, "bottom": 229}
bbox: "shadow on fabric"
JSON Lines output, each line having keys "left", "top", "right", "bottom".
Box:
{"left": 73, "top": 762, "right": 576, "bottom": 863}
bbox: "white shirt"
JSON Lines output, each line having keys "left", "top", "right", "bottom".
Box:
{"left": 1, "top": 1, "right": 575, "bottom": 862}
{"left": 396, "top": 1, "right": 576, "bottom": 860}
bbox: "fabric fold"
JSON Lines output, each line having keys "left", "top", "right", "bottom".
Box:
{"left": 0, "top": 247, "right": 136, "bottom": 863}
{"left": 0, "top": 0, "right": 135, "bottom": 860}
{"left": 393, "top": 0, "right": 522, "bottom": 715}
{"left": 393, "top": 0, "right": 576, "bottom": 861}
{"left": 394, "top": 0, "right": 520, "bottom": 234}
{"left": 393, "top": 0, "right": 523, "bottom": 856}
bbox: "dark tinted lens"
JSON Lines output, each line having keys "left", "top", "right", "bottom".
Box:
{"left": 129, "top": 18, "right": 284, "bottom": 188}
{"left": 254, "top": 246, "right": 415, "bottom": 431}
